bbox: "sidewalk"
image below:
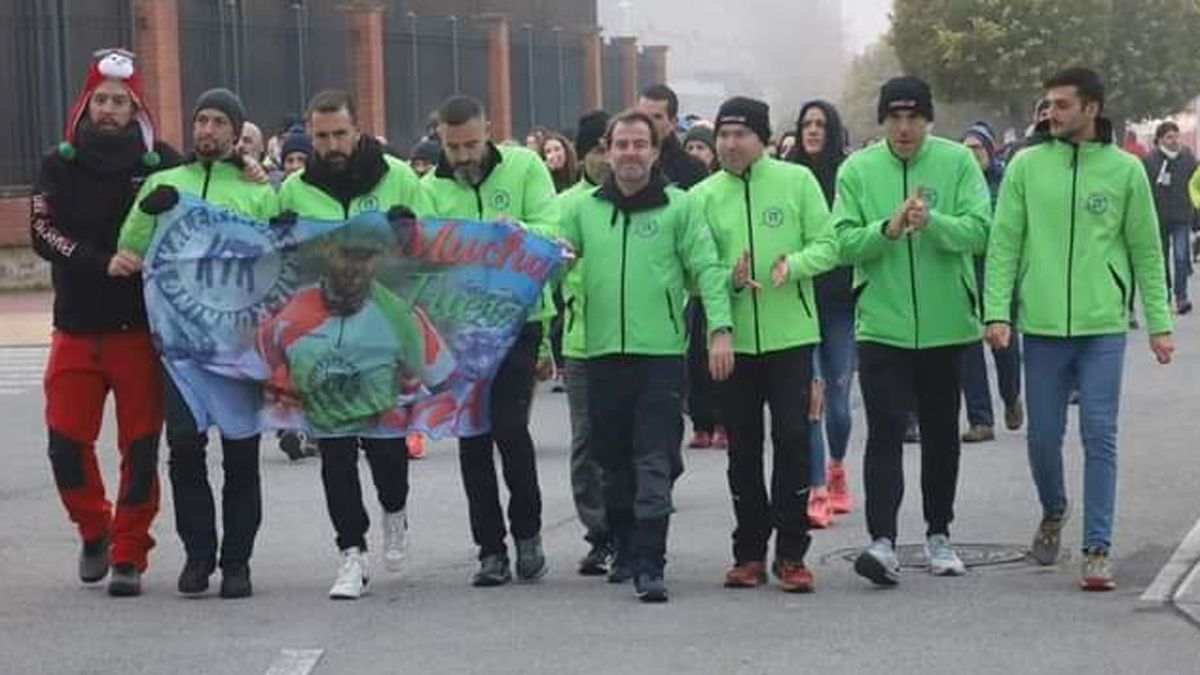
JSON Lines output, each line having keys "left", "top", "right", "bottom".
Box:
{"left": 0, "top": 290, "right": 51, "bottom": 346}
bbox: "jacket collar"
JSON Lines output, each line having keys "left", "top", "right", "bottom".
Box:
{"left": 1031, "top": 117, "right": 1115, "bottom": 149}
{"left": 301, "top": 134, "right": 389, "bottom": 201}
{"left": 594, "top": 169, "right": 670, "bottom": 214}
{"left": 433, "top": 141, "right": 503, "bottom": 184}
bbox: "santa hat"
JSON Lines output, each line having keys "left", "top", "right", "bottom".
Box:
{"left": 59, "top": 48, "right": 158, "bottom": 164}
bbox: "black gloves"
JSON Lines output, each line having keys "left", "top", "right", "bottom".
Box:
{"left": 139, "top": 184, "right": 179, "bottom": 216}
{"left": 270, "top": 210, "right": 299, "bottom": 229}
{"left": 387, "top": 205, "right": 417, "bottom": 223}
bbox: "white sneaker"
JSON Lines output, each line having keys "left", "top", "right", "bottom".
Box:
{"left": 926, "top": 534, "right": 966, "bottom": 576}
{"left": 329, "top": 547, "right": 369, "bottom": 599}
{"left": 382, "top": 508, "right": 408, "bottom": 572}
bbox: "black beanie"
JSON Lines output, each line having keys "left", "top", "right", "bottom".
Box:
{"left": 715, "top": 96, "right": 771, "bottom": 145}
{"left": 576, "top": 110, "right": 611, "bottom": 157}
{"left": 877, "top": 76, "right": 934, "bottom": 124}
{"left": 194, "top": 87, "right": 246, "bottom": 134}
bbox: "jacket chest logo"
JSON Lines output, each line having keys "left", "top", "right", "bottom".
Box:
{"left": 920, "top": 187, "right": 940, "bottom": 209}
{"left": 357, "top": 195, "right": 380, "bottom": 213}
{"left": 1085, "top": 193, "right": 1110, "bottom": 215}
{"left": 490, "top": 190, "right": 512, "bottom": 212}
{"left": 762, "top": 206, "right": 785, "bottom": 228}
{"left": 632, "top": 219, "right": 660, "bottom": 239}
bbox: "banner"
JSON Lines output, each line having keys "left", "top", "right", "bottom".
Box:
{"left": 144, "top": 195, "right": 560, "bottom": 440}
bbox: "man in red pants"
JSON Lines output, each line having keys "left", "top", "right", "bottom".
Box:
{"left": 30, "top": 49, "right": 181, "bottom": 597}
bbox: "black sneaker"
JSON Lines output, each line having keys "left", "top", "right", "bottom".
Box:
{"left": 633, "top": 573, "right": 668, "bottom": 603}
{"left": 472, "top": 554, "right": 512, "bottom": 587}
{"left": 278, "top": 431, "right": 305, "bottom": 461}
{"left": 79, "top": 535, "right": 109, "bottom": 583}
{"left": 178, "top": 559, "right": 216, "bottom": 596}
{"left": 107, "top": 563, "right": 141, "bottom": 597}
{"left": 578, "top": 543, "right": 612, "bottom": 576}
{"left": 219, "top": 563, "right": 252, "bottom": 599}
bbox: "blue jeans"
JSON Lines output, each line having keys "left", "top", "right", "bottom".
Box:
{"left": 1024, "top": 334, "right": 1125, "bottom": 552}
{"left": 808, "top": 305, "right": 856, "bottom": 488}
{"left": 962, "top": 257, "right": 1021, "bottom": 427}
{"left": 1163, "top": 222, "right": 1192, "bottom": 303}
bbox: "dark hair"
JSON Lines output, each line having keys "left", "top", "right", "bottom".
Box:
{"left": 1043, "top": 67, "right": 1105, "bottom": 113}
{"left": 307, "top": 90, "right": 356, "bottom": 122}
{"left": 1156, "top": 121, "right": 1180, "bottom": 142}
{"left": 605, "top": 110, "right": 661, "bottom": 149}
{"left": 437, "top": 95, "right": 486, "bottom": 126}
{"left": 539, "top": 132, "right": 579, "bottom": 193}
{"left": 639, "top": 83, "right": 679, "bottom": 119}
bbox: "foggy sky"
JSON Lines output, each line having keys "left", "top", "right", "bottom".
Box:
{"left": 597, "top": 0, "right": 892, "bottom": 122}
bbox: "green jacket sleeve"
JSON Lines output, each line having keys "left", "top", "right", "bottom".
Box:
{"left": 785, "top": 173, "right": 838, "bottom": 281}
{"left": 679, "top": 195, "right": 732, "bottom": 334}
{"left": 253, "top": 185, "right": 281, "bottom": 221}
{"left": 834, "top": 164, "right": 891, "bottom": 264}
{"left": 1125, "top": 165, "right": 1174, "bottom": 335}
{"left": 518, "top": 157, "right": 560, "bottom": 240}
{"left": 921, "top": 157, "right": 991, "bottom": 255}
{"left": 1189, "top": 164, "right": 1200, "bottom": 210}
{"left": 117, "top": 173, "right": 164, "bottom": 256}
{"left": 983, "top": 160, "right": 1026, "bottom": 324}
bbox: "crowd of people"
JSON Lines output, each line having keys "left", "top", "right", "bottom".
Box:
{"left": 30, "top": 47, "right": 1180, "bottom": 604}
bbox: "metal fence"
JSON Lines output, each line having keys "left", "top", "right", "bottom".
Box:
{"left": 2, "top": 0, "right": 598, "bottom": 189}
{"left": 1, "top": 0, "right": 132, "bottom": 186}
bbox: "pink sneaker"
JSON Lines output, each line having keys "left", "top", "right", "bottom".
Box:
{"left": 807, "top": 487, "right": 833, "bottom": 529}
{"left": 828, "top": 464, "right": 853, "bottom": 514}
{"left": 407, "top": 434, "right": 426, "bottom": 459}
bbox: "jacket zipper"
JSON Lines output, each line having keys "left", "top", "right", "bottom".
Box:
{"left": 336, "top": 317, "right": 345, "bottom": 348}
{"left": 619, "top": 209, "right": 630, "bottom": 352}
{"left": 566, "top": 297, "right": 576, "bottom": 334}
{"left": 903, "top": 161, "right": 919, "bottom": 348}
{"left": 201, "top": 163, "right": 213, "bottom": 199}
{"left": 474, "top": 187, "right": 484, "bottom": 220}
{"left": 741, "top": 175, "right": 762, "bottom": 353}
{"left": 1067, "top": 146, "right": 1079, "bottom": 338}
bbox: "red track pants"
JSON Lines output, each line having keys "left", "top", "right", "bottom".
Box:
{"left": 44, "top": 329, "right": 163, "bottom": 571}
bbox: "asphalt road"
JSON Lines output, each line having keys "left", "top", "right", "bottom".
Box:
{"left": 1, "top": 320, "right": 1199, "bottom": 674}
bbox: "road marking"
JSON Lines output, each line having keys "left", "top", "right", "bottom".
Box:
{"left": 1141, "top": 514, "right": 1200, "bottom": 603}
{"left": 263, "top": 649, "right": 324, "bottom": 675}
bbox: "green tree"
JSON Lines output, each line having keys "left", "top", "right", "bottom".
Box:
{"left": 890, "top": 0, "right": 1200, "bottom": 127}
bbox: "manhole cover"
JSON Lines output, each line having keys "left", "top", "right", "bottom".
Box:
{"left": 820, "top": 543, "right": 1030, "bottom": 569}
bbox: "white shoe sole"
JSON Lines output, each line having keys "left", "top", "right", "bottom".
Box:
{"left": 329, "top": 585, "right": 369, "bottom": 600}
{"left": 929, "top": 562, "right": 967, "bottom": 577}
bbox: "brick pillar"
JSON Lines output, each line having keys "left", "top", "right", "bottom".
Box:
{"left": 478, "top": 14, "right": 513, "bottom": 142}
{"left": 615, "top": 36, "right": 638, "bottom": 110}
{"left": 644, "top": 45, "right": 669, "bottom": 88}
{"left": 579, "top": 26, "right": 603, "bottom": 111}
{"left": 343, "top": 2, "right": 387, "bottom": 137}
{"left": 132, "top": 0, "right": 183, "bottom": 150}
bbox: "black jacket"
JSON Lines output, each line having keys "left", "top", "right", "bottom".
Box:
{"left": 658, "top": 134, "right": 710, "bottom": 190}
{"left": 31, "top": 124, "right": 181, "bottom": 332}
{"left": 786, "top": 100, "right": 854, "bottom": 313}
{"left": 1144, "top": 147, "right": 1198, "bottom": 228}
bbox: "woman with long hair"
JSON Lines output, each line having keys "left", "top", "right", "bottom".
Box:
{"left": 785, "top": 100, "right": 855, "bottom": 529}
{"left": 539, "top": 133, "right": 578, "bottom": 194}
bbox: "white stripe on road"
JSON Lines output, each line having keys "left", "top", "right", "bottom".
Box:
{"left": 1141, "top": 514, "right": 1200, "bottom": 603}
{"left": 264, "top": 649, "right": 324, "bottom": 675}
